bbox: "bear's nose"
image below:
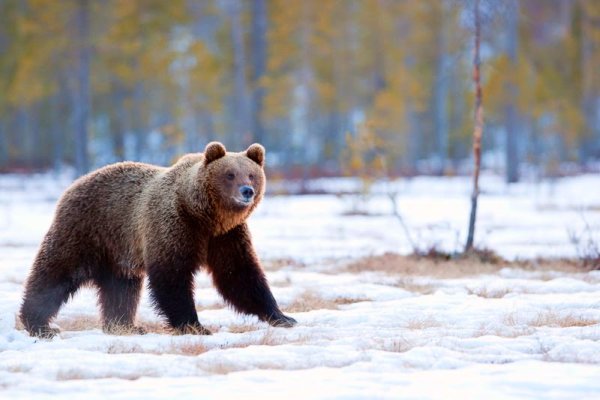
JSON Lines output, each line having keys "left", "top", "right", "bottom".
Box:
{"left": 240, "top": 185, "right": 255, "bottom": 200}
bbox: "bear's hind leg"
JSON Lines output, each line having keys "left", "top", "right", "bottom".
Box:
{"left": 95, "top": 272, "right": 145, "bottom": 335}
{"left": 20, "top": 259, "right": 86, "bottom": 338}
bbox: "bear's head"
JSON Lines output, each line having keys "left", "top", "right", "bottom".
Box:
{"left": 202, "top": 141, "right": 266, "bottom": 219}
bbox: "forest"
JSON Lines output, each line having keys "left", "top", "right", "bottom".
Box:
{"left": 0, "top": 0, "right": 599, "bottom": 181}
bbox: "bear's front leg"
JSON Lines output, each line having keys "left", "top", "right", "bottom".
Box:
{"left": 147, "top": 260, "right": 211, "bottom": 335}
{"left": 207, "top": 223, "right": 297, "bottom": 328}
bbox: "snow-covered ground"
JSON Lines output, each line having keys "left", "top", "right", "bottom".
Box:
{"left": 0, "top": 173, "right": 599, "bottom": 399}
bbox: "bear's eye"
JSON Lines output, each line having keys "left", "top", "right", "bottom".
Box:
{"left": 249, "top": 174, "right": 254, "bottom": 181}
{"left": 226, "top": 173, "right": 235, "bottom": 180}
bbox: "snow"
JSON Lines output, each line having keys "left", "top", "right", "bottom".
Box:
{"left": 0, "top": 173, "right": 599, "bottom": 399}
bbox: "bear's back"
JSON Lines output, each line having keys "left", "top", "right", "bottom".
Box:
{"left": 51, "top": 162, "right": 165, "bottom": 268}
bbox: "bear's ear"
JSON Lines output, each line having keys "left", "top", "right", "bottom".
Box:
{"left": 246, "top": 143, "right": 265, "bottom": 167}
{"left": 204, "top": 142, "right": 226, "bottom": 165}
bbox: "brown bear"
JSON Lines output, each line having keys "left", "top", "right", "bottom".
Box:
{"left": 19, "top": 142, "right": 296, "bottom": 338}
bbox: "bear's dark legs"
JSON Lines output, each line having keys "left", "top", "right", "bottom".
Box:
{"left": 207, "top": 224, "right": 297, "bottom": 328}
{"left": 95, "top": 272, "right": 144, "bottom": 334}
{"left": 20, "top": 257, "right": 86, "bottom": 338}
{"left": 147, "top": 262, "right": 210, "bottom": 335}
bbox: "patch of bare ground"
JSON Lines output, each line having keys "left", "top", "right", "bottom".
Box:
{"left": 282, "top": 290, "right": 370, "bottom": 313}
{"left": 342, "top": 252, "right": 584, "bottom": 277}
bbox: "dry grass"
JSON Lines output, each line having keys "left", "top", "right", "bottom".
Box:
{"left": 201, "top": 363, "right": 238, "bottom": 375}
{"left": 166, "top": 340, "right": 209, "bottom": 355}
{"left": 51, "top": 315, "right": 171, "bottom": 335}
{"left": 342, "top": 252, "right": 584, "bottom": 278}
{"left": 54, "top": 315, "right": 99, "bottom": 331}
{"left": 262, "top": 258, "right": 306, "bottom": 272}
{"left": 503, "top": 311, "right": 599, "bottom": 329}
{"left": 137, "top": 320, "right": 171, "bottom": 334}
{"left": 227, "top": 323, "right": 261, "bottom": 334}
{"left": 530, "top": 311, "right": 599, "bottom": 328}
{"left": 5, "top": 364, "right": 32, "bottom": 374}
{"left": 405, "top": 316, "right": 442, "bottom": 330}
{"left": 283, "top": 290, "right": 370, "bottom": 313}
{"left": 466, "top": 286, "right": 510, "bottom": 299}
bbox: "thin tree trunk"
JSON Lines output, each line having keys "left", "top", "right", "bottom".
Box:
{"left": 433, "top": 1, "right": 449, "bottom": 175}
{"left": 579, "top": 1, "right": 598, "bottom": 163}
{"left": 250, "top": 0, "right": 267, "bottom": 145}
{"left": 465, "top": 0, "right": 484, "bottom": 253}
{"left": 132, "top": 79, "right": 144, "bottom": 161}
{"left": 51, "top": 91, "right": 64, "bottom": 172}
{"left": 110, "top": 87, "right": 126, "bottom": 161}
{"left": 505, "top": 0, "right": 519, "bottom": 183}
{"left": 298, "top": 0, "right": 313, "bottom": 187}
{"left": 74, "top": 0, "right": 91, "bottom": 177}
{"left": 228, "top": 0, "right": 250, "bottom": 149}
{"left": 16, "top": 106, "right": 28, "bottom": 165}
{"left": 373, "top": 0, "right": 386, "bottom": 93}
{"left": 0, "top": 119, "right": 6, "bottom": 170}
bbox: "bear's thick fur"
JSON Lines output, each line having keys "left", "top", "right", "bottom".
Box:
{"left": 19, "top": 142, "right": 296, "bottom": 338}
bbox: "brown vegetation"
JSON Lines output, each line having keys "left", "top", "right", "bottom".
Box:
{"left": 283, "top": 290, "right": 370, "bottom": 313}
{"left": 342, "top": 252, "right": 584, "bottom": 278}
{"left": 262, "top": 258, "right": 306, "bottom": 271}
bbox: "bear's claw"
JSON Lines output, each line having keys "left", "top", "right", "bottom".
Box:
{"left": 29, "top": 326, "right": 60, "bottom": 339}
{"left": 267, "top": 314, "right": 297, "bottom": 328}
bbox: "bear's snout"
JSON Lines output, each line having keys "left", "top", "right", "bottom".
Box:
{"left": 240, "top": 185, "right": 255, "bottom": 201}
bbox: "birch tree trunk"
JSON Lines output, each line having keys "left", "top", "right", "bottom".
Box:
{"left": 465, "top": 0, "right": 484, "bottom": 252}
{"left": 505, "top": 0, "right": 519, "bottom": 183}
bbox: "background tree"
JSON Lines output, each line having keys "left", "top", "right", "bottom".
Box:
{"left": 0, "top": 0, "right": 597, "bottom": 179}
{"left": 465, "top": 0, "right": 484, "bottom": 253}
